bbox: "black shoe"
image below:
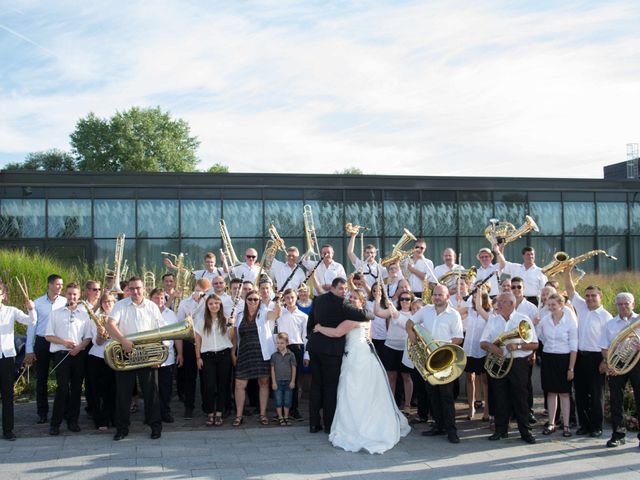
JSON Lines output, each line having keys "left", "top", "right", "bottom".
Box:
{"left": 488, "top": 432, "right": 508, "bottom": 441}
{"left": 421, "top": 428, "right": 446, "bottom": 437}
{"left": 521, "top": 434, "right": 537, "bottom": 444}
{"left": 113, "top": 429, "right": 128, "bottom": 441}
{"left": 49, "top": 426, "right": 60, "bottom": 436}
{"left": 290, "top": 410, "right": 303, "bottom": 421}
{"left": 161, "top": 414, "right": 175, "bottom": 423}
{"left": 3, "top": 433, "right": 16, "bottom": 441}
{"left": 37, "top": 414, "right": 47, "bottom": 424}
{"left": 528, "top": 413, "right": 537, "bottom": 425}
{"left": 606, "top": 436, "right": 626, "bottom": 448}
{"left": 309, "top": 425, "right": 323, "bottom": 433}
{"left": 576, "top": 427, "right": 590, "bottom": 435}
{"left": 590, "top": 430, "right": 602, "bottom": 438}
{"left": 151, "top": 430, "right": 161, "bottom": 440}
{"left": 447, "top": 432, "right": 460, "bottom": 444}
{"left": 67, "top": 423, "right": 81, "bottom": 433}
{"left": 183, "top": 408, "right": 193, "bottom": 420}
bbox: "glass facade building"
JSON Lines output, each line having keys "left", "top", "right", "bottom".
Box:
{"left": 1, "top": 171, "right": 639, "bottom": 273}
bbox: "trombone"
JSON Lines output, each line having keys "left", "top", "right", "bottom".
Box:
{"left": 303, "top": 205, "right": 320, "bottom": 261}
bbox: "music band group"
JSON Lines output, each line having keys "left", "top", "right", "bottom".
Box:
{"left": 0, "top": 209, "right": 638, "bottom": 454}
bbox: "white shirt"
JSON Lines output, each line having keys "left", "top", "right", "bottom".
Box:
{"left": 160, "top": 308, "right": 180, "bottom": 367}
{"left": 537, "top": 312, "right": 578, "bottom": 354}
{"left": 570, "top": 293, "right": 612, "bottom": 352}
{"left": 306, "top": 259, "right": 347, "bottom": 294}
{"left": 599, "top": 313, "right": 640, "bottom": 351}
{"left": 270, "top": 258, "right": 306, "bottom": 291}
{"left": 434, "top": 263, "right": 462, "bottom": 281}
{"left": 463, "top": 309, "right": 488, "bottom": 359}
{"left": 176, "top": 295, "right": 207, "bottom": 325}
{"left": 45, "top": 307, "right": 91, "bottom": 353}
{"left": 231, "top": 263, "right": 261, "bottom": 283}
{"left": 366, "top": 300, "right": 387, "bottom": 341}
{"left": 411, "top": 304, "right": 464, "bottom": 343}
{"left": 274, "top": 307, "right": 308, "bottom": 345}
{"left": 27, "top": 293, "right": 66, "bottom": 353}
{"left": 352, "top": 259, "right": 388, "bottom": 287}
{"left": 194, "top": 316, "right": 233, "bottom": 353}
{"left": 193, "top": 268, "right": 223, "bottom": 283}
{"left": 88, "top": 310, "right": 110, "bottom": 359}
{"left": 220, "top": 292, "right": 244, "bottom": 322}
{"left": 384, "top": 310, "right": 412, "bottom": 351}
{"left": 480, "top": 311, "right": 538, "bottom": 358}
{"left": 0, "top": 304, "right": 36, "bottom": 358}
{"left": 109, "top": 298, "right": 163, "bottom": 337}
{"left": 503, "top": 262, "right": 547, "bottom": 297}
{"left": 516, "top": 299, "right": 539, "bottom": 324}
{"left": 475, "top": 264, "right": 500, "bottom": 297}
{"left": 406, "top": 257, "right": 436, "bottom": 293}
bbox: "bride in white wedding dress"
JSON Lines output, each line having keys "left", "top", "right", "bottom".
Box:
{"left": 313, "top": 291, "right": 410, "bottom": 454}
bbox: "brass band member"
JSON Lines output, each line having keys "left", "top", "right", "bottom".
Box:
{"left": 192, "top": 252, "right": 224, "bottom": 283}
{"left": 231, "top": 249, "right": 261, "bottom": 284}
{"left": 0, "top": 284, "right": 36, "bottom": 441}
{"left": 26, "top": 274, "right": 66, "bottom": 424}
{"left": 406, "top": 239, "right": 436, "bottom": 298}
{"left": 45, "top": 282, "right": 92, "bottom": 435}
{"left": 475, "top": 248, "right": 500, "bottom": 297}
{"left": 271, "top": 246, "right": 307, "bottom": 291}
{"left": 106, "top": 277, "right": 164, "bottom": 440}
{"left": 599, "top": 292, "right": 640, "bottom": 448}
{"left": 347, "top": 233, "right": 387, "bottom": 288}
{"left": 481, "top": 292, "right": 539, "bottom": 444}
{"left": 463, "top": 290, "right": 491, "bottom": 421}
{"left": 495, "top": 246, "right": 547, "bottom": 305}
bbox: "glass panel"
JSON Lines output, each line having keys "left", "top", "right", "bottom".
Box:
{"left": 181, "top": 200, "right": 221, "bottom": 238}
{"left": 596, "top": 202, "right": 628, "bottom": 235}
{"left": 265, "top": 200, "right": 304, "bottom": 237}
{"left": 137, "top": 200, "right": 179, "bottom": 238}
{"left": 528, "top": 202, "right": 562, "bottom": 236}
{"left": 384, "top": 201, "right": 420, "bottom": 237}
{"left": 137, "top": 239, "right": 180, "bottom": 269}
{"left": 344, "top": 201, "right": 382, "bottom": 236}
{"left": 94, "top": 238, "right": 137, "bottom": 270}
{"left": 596, "top": 237, "right": 626, "bottom": 274}
{"left": 458, "top": 202, "right": 492, "bottom": 235}
{"left": 528, "top": 237, "right": 563, "bottom": 268}
{"left": 94, "top": 200, "right": 135, "bottom": 237}
{"left": 494, "top": 202, "right": 526, "bottom": 226}
{"left": 48, "top": 199, "right": 91, "bottom": 238}
{"left": 564, "top": 237, "right": 596, "bottom": 272}
{"left": 564, "top": 202, "right": 595, "bottom": 235}
{"left": 458, "top": 238, "right": 486, "bottom": 271}
{"left": 498, "top": 237, "right": 527, "bottom": 265}
{"left": 304, "top": 201, "right": 343, "bottom": 237}
{"left": 0, "top": 199, "right": 46, "bottom": 238}
{"left": 631, "top": 237, "right": 640, "bottom": 270}
{"left": 631, "top": 202, "right": 640, "bottom": 235}
{"left": 181, "top": 239, "right": 223, "bottom": 268}
{"left": 422, "top": 202, "right": 457, "bottom": 236}
{"left": 222, "top": 200, "right": 262, "bottom": 237}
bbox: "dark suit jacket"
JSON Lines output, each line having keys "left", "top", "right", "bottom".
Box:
{"left": 306, "top": 292, "right": 373, "bottom": 357}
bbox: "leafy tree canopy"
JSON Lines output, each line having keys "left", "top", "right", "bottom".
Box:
{"left": 335, "top": 167, "right": 364, "bottom": 175}
{"left": 4, "top": 149, "right": 77, "bottom": 171}
{"left": 207, "top": 163, "right": 229, "bottom": 173}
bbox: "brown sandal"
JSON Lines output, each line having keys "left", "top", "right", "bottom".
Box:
{"left": 206, "top": 414, "right": 215, "bottom": 427}
{"left": 214, "top": 415, "right": 223, "bottom": 426}
{"left": 259, "top": 415, "right": 269, "bottom": 425}
{"left": 232, "top": 416, "right": 243, "bottom": 427}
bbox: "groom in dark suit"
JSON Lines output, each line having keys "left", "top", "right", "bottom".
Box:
{"left": 306, "top": 277, "right": 372, "bottom": 433}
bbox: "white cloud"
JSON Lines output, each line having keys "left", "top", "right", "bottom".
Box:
{"left": 1, "top": 0, "right": 639, "bottom": 177}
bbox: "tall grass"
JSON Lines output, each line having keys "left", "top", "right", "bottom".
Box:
{"left": 560, "top": 272, "right": 640, "bottom": 314}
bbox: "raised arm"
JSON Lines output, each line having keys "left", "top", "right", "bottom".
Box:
{"left": 347, "top": 232, "right": 359, "bottom": 267}
{"left": 563, "top": 268, "right": 576, "bottom": 300}
{"left": 313, "top": 320, "right": 359, "bottom": 338}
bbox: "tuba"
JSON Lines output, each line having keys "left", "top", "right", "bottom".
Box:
{"left": 219, "top": 219, "right": 241, "bottom": 268}
{"left": 303, "top": 204, "right": 320, "bottom": 261}
{"left": 380, "top": 229, "right": 417, "bottom": 267}
{"left": 104, "top": 316, "right": 195, "bottom": 371}
{"left": 80, "top": 300, "right": 109, "bottom": 339}
{"left": 408, "top": 324, "right": 467, "bottom": 385}
{"left": 104, "top": 233, "right": 126, "bottom": 294}
{"left": 484, "top": 320, "right": 533, "bottom": 379}
{"left": 542, "top": 249, "right": 617, "bottom": 279}
{"left": 484, "top": 215, "right": 539, "bottom": 247}
{"left": 606, "top": 317, "right": 640, "bottom": 376}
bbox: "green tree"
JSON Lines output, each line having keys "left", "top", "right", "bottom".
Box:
{"left": 71, "top": 107, "right": 200, "bottom": 172}
{"left": 335, "top": 167, "right": 364, "bottom": 175}
{"left": 207, "top": 163, "right": 229, "bottom": 173}
{"left": 4, "top": 149, "right": 77, "bottom": 171}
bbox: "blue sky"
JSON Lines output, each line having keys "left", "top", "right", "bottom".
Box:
{"left": 1, "top": 1, "right": 639, "bottom": 177}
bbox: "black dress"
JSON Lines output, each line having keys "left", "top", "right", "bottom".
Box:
{"left": 235, "top": 319, "right": 270, "bottom": 380}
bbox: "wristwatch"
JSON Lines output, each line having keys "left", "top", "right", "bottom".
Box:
{"left": 517, "top": 344, "right": 522, "bottom": 350}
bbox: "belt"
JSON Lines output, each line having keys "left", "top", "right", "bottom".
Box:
{"left": 201, "top": 349, "right": 231, "bottom": 357}
{"left": 578, "top": 350, "right": 601, "bottom": 355}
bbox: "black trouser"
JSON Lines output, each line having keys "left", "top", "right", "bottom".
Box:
{"left": 608, "top": 364, "right": 640, "bottom": 438}
{"left": 288, "top": 344, "right": 303, "bottom": 412}
{"left": 426, "top": 380, "right": 456, "bottom": 434}
{"left": 114, "top": 367, "right": 161, "bottom": 432}
{"left": 309, "top": 352, "right": 342, "bottom": 432}
{"left": 51, "top": 350, "right": 86, "bottom": 427}
{"left": 88, "top": 354, "right": 115, "bottom": 428}
{"left": 158, "top": 366, "right": 173, "bottom": 417}
{"left": 34, "top": 336, "right": 53, "bottom": 416}
{"left": 410, "top": 368, "right": 429, "bottom": 420}
{"left": 492, "top": 357, "right": 531, "bottom": 437}
{"left": 527, "top": 360, "right": 534, "bottom": 411}
{"left": 201, "top": 349, "right": 232, "bottom": 414}
{"left": 0, "top": 356, "right": 15, "bottom": 435}
{"left": 181, "top": 341, "right": 205, "bottom": 411}
{"left": 574, "top": 351, "right": 604, "bottom": 432}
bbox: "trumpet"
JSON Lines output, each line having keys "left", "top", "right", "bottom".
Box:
{"left": 344, "top": 223, "right": 368, "bottom": 235}
{"left": 303, "top": 204, "right": 320, "bottom": 261}
{"left": 484, "top": 215, "right": 539, "bottom": 247}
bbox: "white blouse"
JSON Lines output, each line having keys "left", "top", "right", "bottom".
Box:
{"left": 537, "top": 312, "right": 578, "bottom": 354}
{"left": 367, "top": 300, "right": 388, "bottom": 341}
{"left": 463, "top": 309, "right": 489, "bottom": 359}
{"left": 384, "top": 310, "right": 411, "bottom": 351}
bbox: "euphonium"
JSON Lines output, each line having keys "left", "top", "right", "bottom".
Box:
{"left": 484, "top": 320, "right": 533, "bottom": 379}
{"left": 104, "top": 233, "right": 126, "bottom": 294}
{"left": 484, "top": 215, "right": 539, "bottom": 247}
{"left": 303, "top": 204, "right": 320, "bottom": 261}
{"left": 606, "top": 317, "right": 640, "bottom": 376}
{"left": 438, "top": 266, "right": 477, "bottom": 291}
{"left": 407, "top": 324, "right": 467, "bottom": 385}
{"left": 380, "top": 229, "right": 417, "bottom": 267}
{"left": 219, "top": 219, "right": 241, "bottom": 268}
{"left": 80, "top": 300, "right": 109, "bottom": 340}
{"left": 104, "top": 316, "right": 195, "bottom": 371}
{"left": 541, "top": 249, "right": 617, "bottom": 278}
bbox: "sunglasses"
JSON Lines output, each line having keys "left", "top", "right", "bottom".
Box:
{"left": 399, "top": 297, "right": 412, "bottom": 302}
{"left": 511, "top": 285, "right": 523, "bottom": 290}
{"left": 246, "top": 298, "right": 260, "bottom": 302}
{"left": 246, "top": 255, "right": 257, "bottom": 259}
{"left": 90, "top": 288, "right": 101, "bottom": 292}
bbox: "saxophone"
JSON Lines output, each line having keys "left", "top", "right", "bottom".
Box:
{"left": 80, "top": 300, "right": 109, "bottom": 339}
{"left": 541, "top": 250, "right": 617, "bottom": 278}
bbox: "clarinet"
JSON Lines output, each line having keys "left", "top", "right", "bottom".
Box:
{"left": 227, "top": 274, "right": 245, "bottom": 325}
{"left": 302, "top": 254, "right": 327, "bottom": 287}
{"left": 277, "top": 256, "right": 307, "bottom": 294}
{"left": 463, "top": 270, "right": 497, "bottom": 301}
